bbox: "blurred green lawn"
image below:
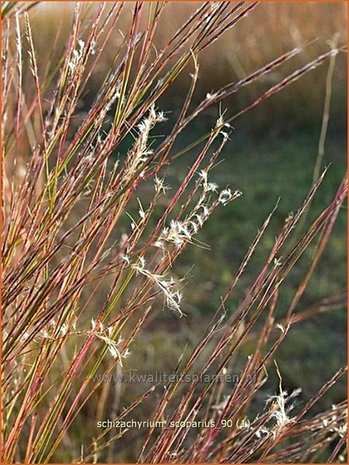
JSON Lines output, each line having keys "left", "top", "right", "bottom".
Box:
{"left": 177, "top": 125, "right": 346, "bottom": 392}
{"left": 122, "top": 123, "right": 346, "bottom": 422}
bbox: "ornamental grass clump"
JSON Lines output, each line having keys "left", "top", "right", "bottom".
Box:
{"left": 1, "top": 2, "right": 347, "bottom": 463}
